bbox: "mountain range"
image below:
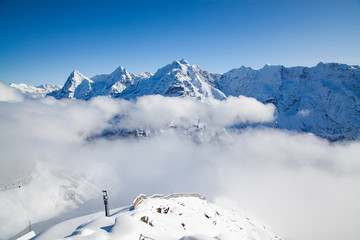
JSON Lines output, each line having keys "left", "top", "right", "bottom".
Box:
{"left": 10, "top": 60, "right": 360, "bottom": 141}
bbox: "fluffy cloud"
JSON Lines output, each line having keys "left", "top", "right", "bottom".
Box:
{"left": 0, "top": 81, "right": 24, "bottom": 102}
{"left": 0, "top": 94, "right": 359, "bottom": 240}
{"left": 110, "top": 95, "right": 275, "bottom": 130}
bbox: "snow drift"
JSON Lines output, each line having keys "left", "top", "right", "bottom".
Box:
{"left": 35, "top": 194, "right": 283, "bottom": 240}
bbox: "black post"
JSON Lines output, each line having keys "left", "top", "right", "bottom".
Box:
{"left": 102, "top": 190, "right": 109, "bottom": 217}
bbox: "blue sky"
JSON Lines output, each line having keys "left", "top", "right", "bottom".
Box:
{"left": 0, "top": 0, "right": 359, "bottom": 85}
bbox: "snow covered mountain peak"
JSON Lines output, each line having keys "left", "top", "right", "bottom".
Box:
{"left": 161, "top": 59, "right": 192, "bottom": 74}
{"left": 121, "top": 59, "right": 226, "bottom": 99}
{"left": 180, "top": 58, "right": 190, "bottom": 65}
{"left": 168, "top": 59, "right": 190, "bottom": 71}
{"left": 264, "top": 63, "right": 273, "bottom": 68}
{"left": 113, "top": 65, "right": 126, "bottom": 72}
{"left": 66, "top": 70, "right": 92, "bottom": 86}
{"left": 109, "top": 66, "right": 130, "bottom": 77}
{"left": 315, "top": 61, "right": 358, "bottom": 71}
{"left": 48, "top": 70, "right": 93, "bottom": 99}
{"left": 71, "top": 70, "right": 80, "bottom": 75}
{"left": 69, "top": 70, "right": 88, "bottom": 82}
{"left": 35, "top": 193, "right": 284, "bottom": 240}
{"left": 92, "top": 66, "right": 132, "bottom": 85}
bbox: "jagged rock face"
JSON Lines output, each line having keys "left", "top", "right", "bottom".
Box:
{"left": 120, "top": 59, "right": 226, "bottom": 100}
{"left": 48, "top": 68, "right": 152, "bottom": 100}
{"left": 91, "top": 66, "right": 133, "bottom": 97}
{"left": 216, "top": 63, "right": 360, "bottom": 141}
{"left": 48, "top": 70, "right": 93, "bottom": 99}
{"left": 90, "top": 67, "right": 152, "bottom": 98}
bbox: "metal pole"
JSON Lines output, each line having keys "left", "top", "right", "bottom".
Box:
{"left": 102, "top": 190, "right": 109, "bottom": 217}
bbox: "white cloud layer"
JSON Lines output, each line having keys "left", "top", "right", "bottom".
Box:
{"left": 0, "top": 81, "right": 23, "bottom": 102}
{"left": 107, "top": 95, "right": 276, "bottom": 130}
{"left": 0, "top": 89, "right": 359, "bottom": 240}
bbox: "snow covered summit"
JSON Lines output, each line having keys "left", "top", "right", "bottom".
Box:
{"left": 48, "top": 70, "right": 94, "bottom": 99}
{"left": 120, "top": 59, "right": 226, "bottom": 99}
{"left": 34, "top": 193, "right": 283, "bottom": 240}
{"left": 90, "top": 66, "right": 153, "bottom": 98}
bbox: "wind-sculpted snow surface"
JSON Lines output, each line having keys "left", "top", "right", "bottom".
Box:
{"left": 35, "top": 194, "right": 283, "bottom": 240}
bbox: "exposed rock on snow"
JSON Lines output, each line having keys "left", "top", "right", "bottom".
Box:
{"left": 34, "top": 194, "right": 284, "bottom": 240}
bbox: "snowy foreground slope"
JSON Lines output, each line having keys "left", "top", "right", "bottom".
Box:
{"left": 35, "top": 194, "right": 283, "bottom": 240}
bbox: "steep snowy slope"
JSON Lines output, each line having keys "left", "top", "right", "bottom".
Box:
{"left": 48, "top": 68, "right": 152, "bottom": 100}
{"left": 34, "top": 194, "right": 283, "bottom": 240}
{"left": 48, "top": 60, "right": 225, "bottom": 100}
{"left": 10, "top": 83, "right": 61, "bottom": 98}
{"left": 217, "top": 63, "right": 360, "bottom": 140}
{"left": 91, "top": 66, "right": 152, "bottom": 98}
{"left": 48, "top": 70, "right": 93, "bottom": 99}
{"left": 121, "top": 59, "right": 226, "bottom": 100}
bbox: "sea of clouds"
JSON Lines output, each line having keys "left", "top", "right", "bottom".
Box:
{"left": 0, "top": 81, "right": 359, "bottom": 240}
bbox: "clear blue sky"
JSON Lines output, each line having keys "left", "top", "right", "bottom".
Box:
{"left": 1, "top": 0, "right": 359, "bottom": 85}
